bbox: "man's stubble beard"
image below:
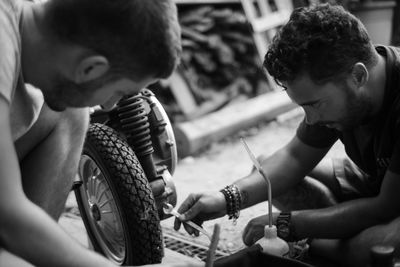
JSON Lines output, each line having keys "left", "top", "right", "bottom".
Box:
{"left": 339, "top": 89, "right": 374, "bottom": 130}
{"left": 42, "top": 72, "right": 116, "bottom": 112}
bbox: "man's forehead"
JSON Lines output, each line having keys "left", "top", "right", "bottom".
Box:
{"left": 284, "top": 75, "right": 314, "bottom": 94}
{"left": 284, "top": 75, "right": 332, "bottom": 103}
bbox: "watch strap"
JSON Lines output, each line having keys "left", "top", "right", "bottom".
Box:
{"left": 276, "top": 211, "right": 297, "bottom": 242}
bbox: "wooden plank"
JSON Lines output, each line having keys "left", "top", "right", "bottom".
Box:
{"left": 239, "top": 0, "right": 292, "bottom": 91}
{"left": 256, "top": 0, "right": 272, "bottom": 15}
{"left": 174, "top": 91, "right": 296, "bottom": 157}
{"left": 253, "top": 33, "right": 268, "bottom": 60}
{"left": 251, "top": 10, "right": 291, "bottom": 33}
{"left": 241, "top": 0, "right": 258, "bottom": 19}
{"left": 167, "top": 71, "right": 199, "bottom": 118}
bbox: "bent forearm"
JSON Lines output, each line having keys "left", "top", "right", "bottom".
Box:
{"left": 234, "top": 171, "right": 269, "bottom": 209}
{"left": 0, "top": 200, "right": 115, "bottom": 267}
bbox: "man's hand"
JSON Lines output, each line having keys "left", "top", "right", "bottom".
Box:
{"left": 174, "top": 192, "right": 226, "bottom": 236}
{"left": 242, "top": 213, "right": 280, "bottom": 246}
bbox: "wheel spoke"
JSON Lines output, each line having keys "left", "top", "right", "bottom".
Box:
{"left": 99, "top": 198, "right": 113, "bottom": 208}
{"left": 102, "top": 221, "right": 124, "bottom": 250}
{"left": 78, "top": 154, "right": 128, "bottom": 264}
{"left": 90, "top": 175, "right": 97, "bottom": 197}
{"left": 88, "top": 160, "right": 97, "bottom": 177}
{"left": 95, "top": 177, "right": 107, "bottom": 200}
{"left": 86, "top": 163, "right": 97, "bottom": 195}
{"left": 93, "top": 166, "right": 101, "bottom": 177}
{"left": 86, "top": 179, "right": 92, "bottom": 197}
{"left": 101, "top": 210, "right": 113, "bottom": 214}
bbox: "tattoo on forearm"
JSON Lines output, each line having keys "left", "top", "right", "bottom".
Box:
{"left": 241, "top": 190, "right": 249, "bottom": 206}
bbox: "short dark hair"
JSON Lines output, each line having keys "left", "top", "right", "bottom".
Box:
{"left": 264, "top": 4, "right": 377, "bottom": 87}
{"left": 44, "top": 0, "right": 181, "bottom": 80}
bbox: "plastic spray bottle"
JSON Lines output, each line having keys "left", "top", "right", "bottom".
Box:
{"left": 255, "top": 224, "right": 289, "bottom": 257}
{"left": 242, "top": 138, "right": 289, "bottom": 257}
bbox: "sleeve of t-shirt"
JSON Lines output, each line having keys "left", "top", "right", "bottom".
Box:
{"left": 0, "top": 0, "right": 20, "bottom": 104}
{"left": 296, "top": 117, "right": 339, "bottom": 148}
{"left": 388, "top": 113, "right": 400, "bottom": 174}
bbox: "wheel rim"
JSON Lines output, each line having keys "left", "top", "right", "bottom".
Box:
{"left": 78, "top": 155, "right": 127, "bottom": 264}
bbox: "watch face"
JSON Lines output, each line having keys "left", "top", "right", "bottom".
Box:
{"left": 278, "top": 224, "right": 290, "bottom": 238}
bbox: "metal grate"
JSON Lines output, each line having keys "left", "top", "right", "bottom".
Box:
{"left": 163, "top": 228, "right": 230, "bottom": 261}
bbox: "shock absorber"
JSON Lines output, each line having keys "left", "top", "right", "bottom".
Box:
{"left": 108, "top": 94, "right": 157, "bottom": 181}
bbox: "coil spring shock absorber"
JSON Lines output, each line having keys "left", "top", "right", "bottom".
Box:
{"left": 109, "top": 94, "right": 157, "bottom": 181}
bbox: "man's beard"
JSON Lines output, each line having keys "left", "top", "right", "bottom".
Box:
{"left": 339, "top": 89, "right": 374, "bottom": 130}
{"left": 43, "top": 80, "right": 83, "bottom": 112}
{"left": 42, "top": 73, "right": 117, "bottom": 112}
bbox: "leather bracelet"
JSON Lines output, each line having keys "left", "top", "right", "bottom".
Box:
{"left": 220, "top": 184, "right": 242, "bottom": 224}
{"left": 220, "top": 187, "right": 234, "bottom": 215}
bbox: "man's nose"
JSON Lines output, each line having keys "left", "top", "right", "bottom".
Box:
{"left": 304, "top": 109, "right": 319, "bottom": 125}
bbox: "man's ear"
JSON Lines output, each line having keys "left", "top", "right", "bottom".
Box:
{"left": 74, "top": 56, "right": 109, "bottom": 83}
{"left": 350, "top": 62, "right": 369, "bottom": 88}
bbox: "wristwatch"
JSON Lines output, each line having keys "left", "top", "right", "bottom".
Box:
{"left": 276, "top": 212, "right": 296, "bottom": 242}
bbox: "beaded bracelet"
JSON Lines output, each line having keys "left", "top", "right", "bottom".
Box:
{"left": 220, "top": 184, "right": 242, "bottom": 224}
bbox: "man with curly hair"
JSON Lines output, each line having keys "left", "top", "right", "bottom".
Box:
{"left": 0, "top": 0, "right": 203, "bottom": 266}
{"left": 175, "top": 4, "right": 400, "bottom": 266}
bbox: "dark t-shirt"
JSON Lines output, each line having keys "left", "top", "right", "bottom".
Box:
{"left": 296, "top": 45, "right": 400, "bottom": 194}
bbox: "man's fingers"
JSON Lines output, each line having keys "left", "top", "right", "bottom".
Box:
{"left": 242, "top": 225, "right": 262, "bottom": 246}
{"left": 174, "top": 194, "right": 204, "bottom": 235}
{"left": 183, "top": 221, "right": 194, "bottom": 235}
{"left": 242, "top": 232, "right": 257, "bottom": 246}
{"left": 242, "top": 227, "right": 253, "bottom": 246}
{"left": 177, "top": 193, "right": 199, "bottom": 215}
{"left": 174, "top": 217, "right": 182, "bottom": 231}
{"left": 182, "top": 222, "right": 199, "bottom": 236}
{"left": 174, "top": 194, "right": 199, "bottom": 231}
{"left": 181, "top": 199, "right": 203, "bottom": 221}
{"left": 174, "top": 218, "right": 200, "bottom": 236}
{"left": 181, "top": 201, "right": 204, "bottom": 235}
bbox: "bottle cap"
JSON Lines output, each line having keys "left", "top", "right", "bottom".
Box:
{"left": 264, "top": 225, "right": 277, "bottom": 239}
{"left": 370, "top": 245, "right": 394, "bottom": 266}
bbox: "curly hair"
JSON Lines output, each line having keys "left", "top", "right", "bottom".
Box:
{"left": 264, "top": 4, "right": 377, "bottom": 87}
{"left": 43, "top": 0, "right": 181, "bottom": 81}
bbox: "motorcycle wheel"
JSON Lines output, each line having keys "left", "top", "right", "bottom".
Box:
{"left": 74, "top": 123, "right": 163, "bottom": 266}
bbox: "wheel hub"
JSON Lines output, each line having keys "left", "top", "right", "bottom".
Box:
{"left": 91, "top": 204, "right": 101, "bottom": 221}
